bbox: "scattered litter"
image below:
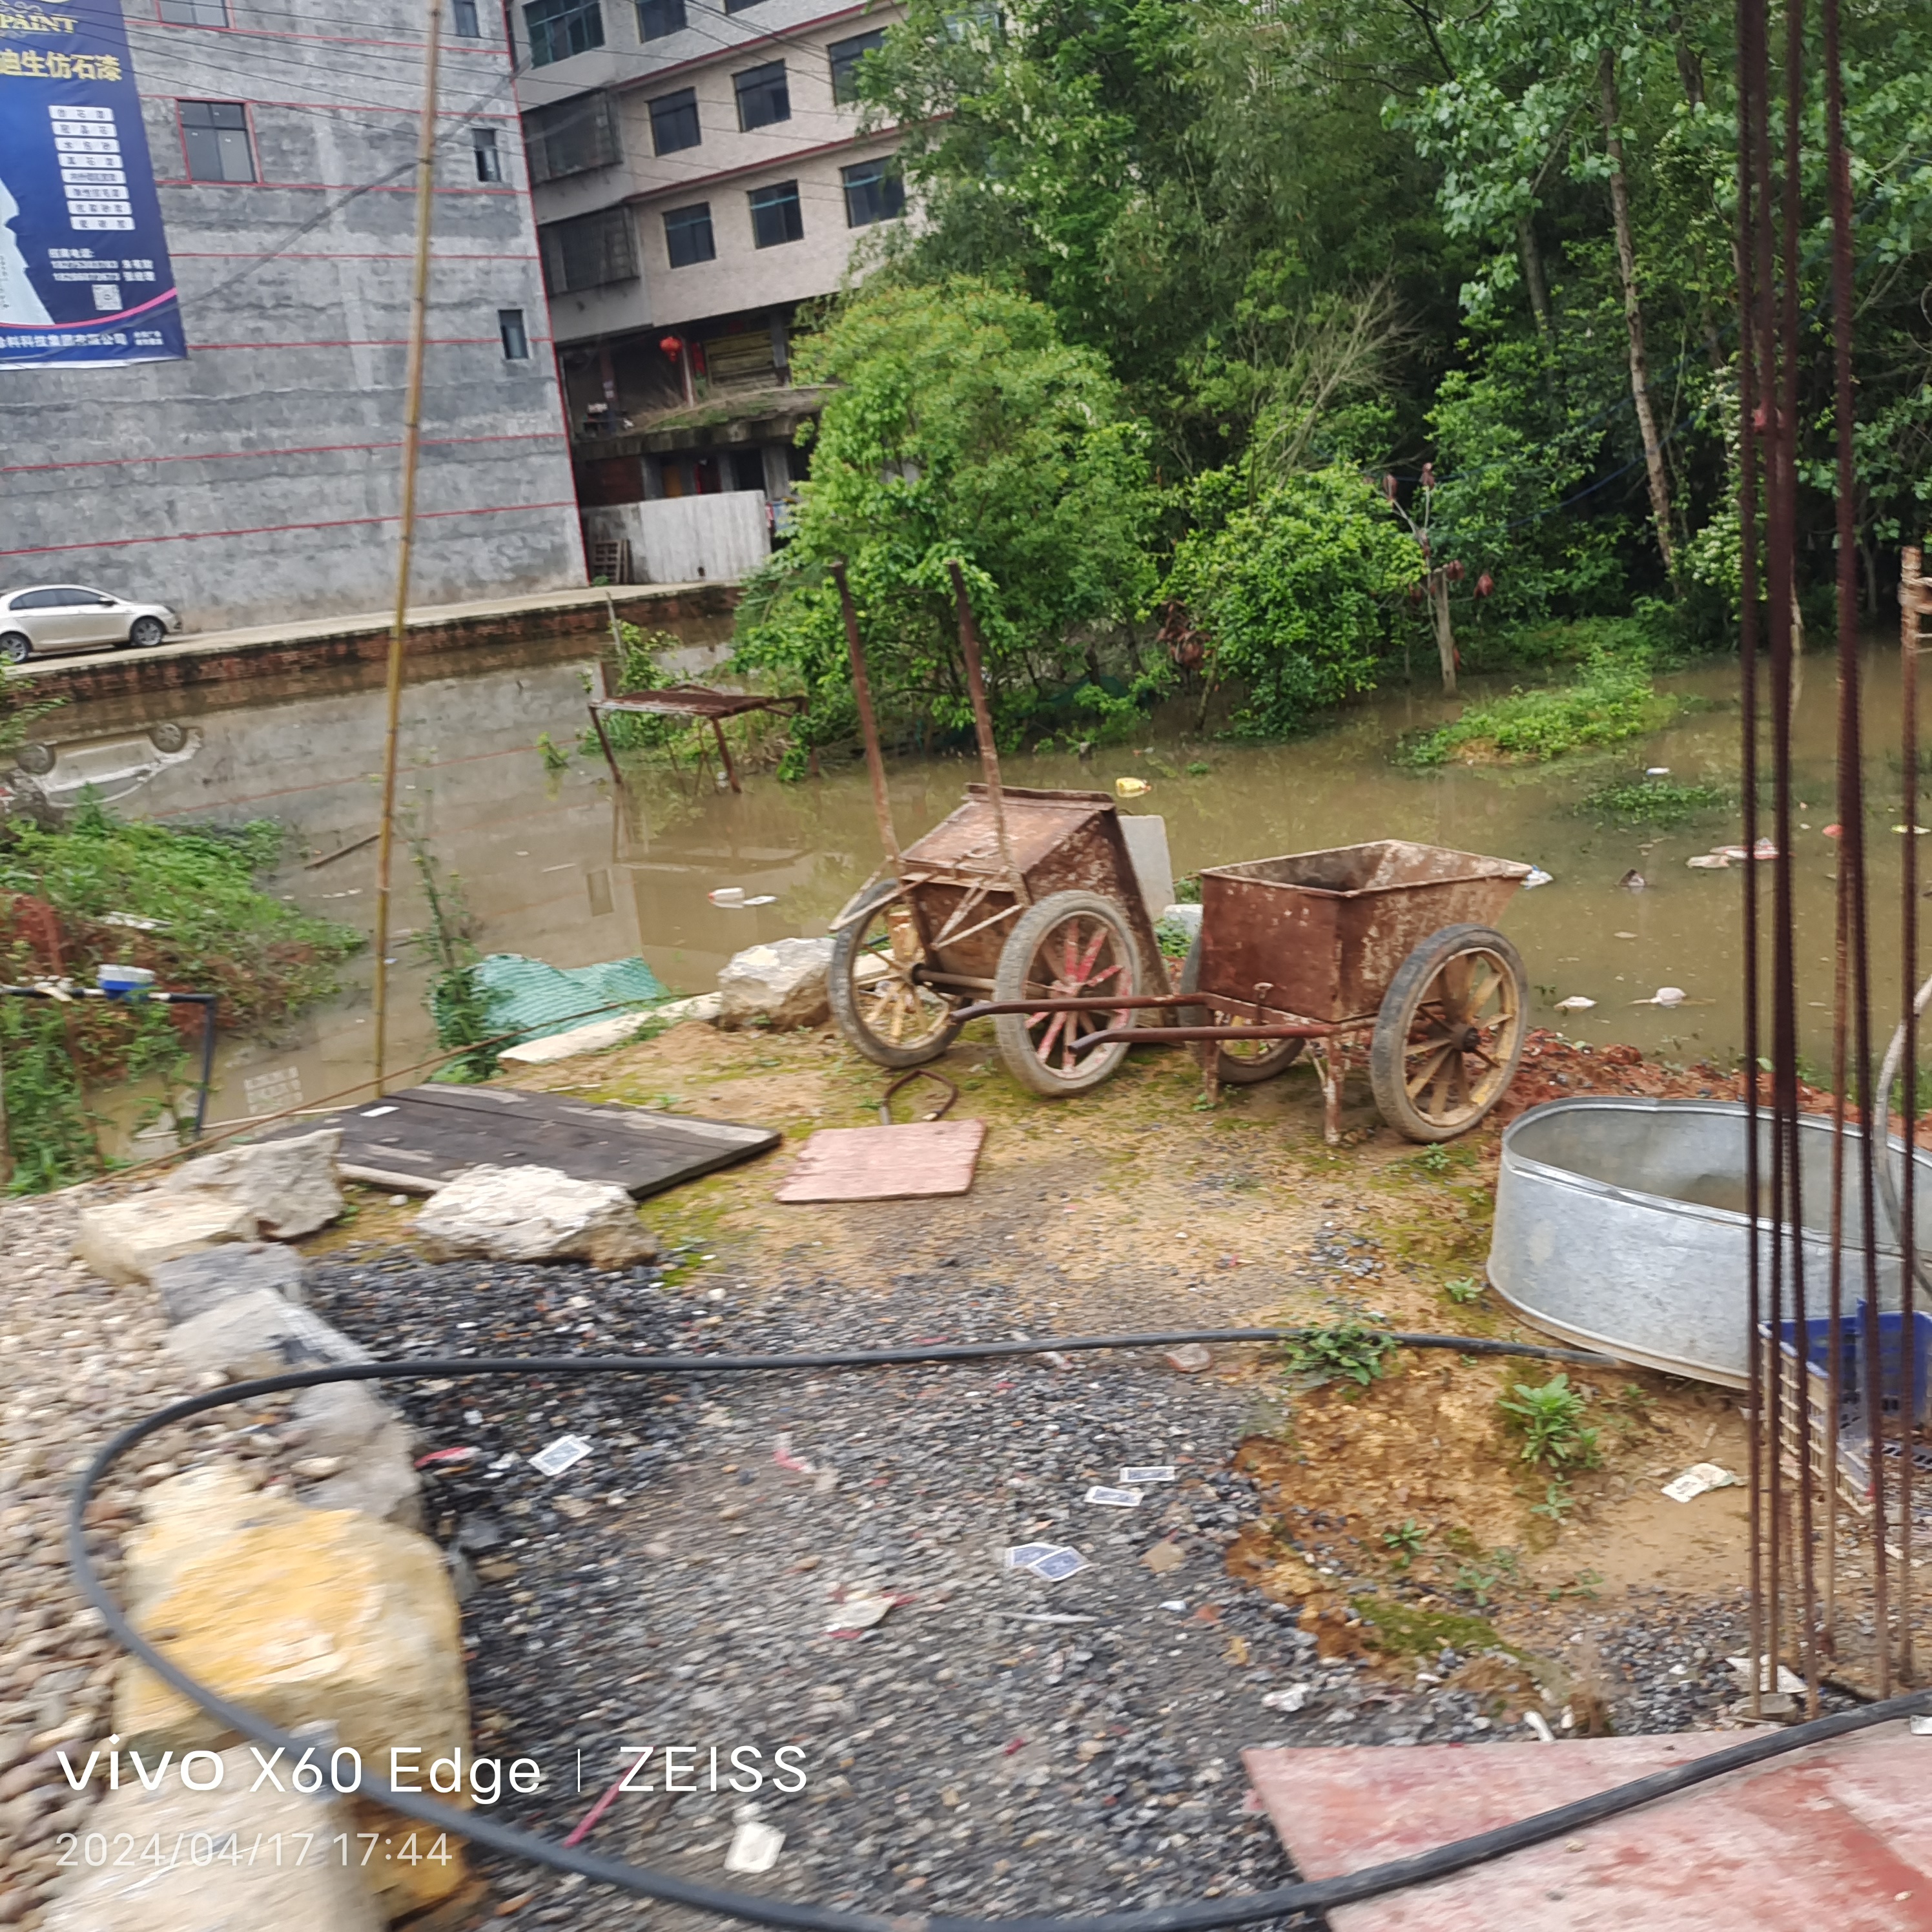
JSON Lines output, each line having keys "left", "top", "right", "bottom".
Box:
{"left": 1614, "top": 930, "right": 1637, "bottom": 940}
{"left": 360, "top": 1105, "right": 396, "bottom": 1118}
{"left": 772, "top": 1432, "right": 816, "bottom": 1474}
{"left": 1114, "top": 777, "right": 1151, "bottom": 797}
{"left": 1262, "top": 1686, "right": 1310, "bottom": 1713}
{"left": 1030, "top": 1547, "right": 1090, "bottom": 1581}
{"left": 1727, "top": 1654, "right": 1806, "bottom": 1694}
{"left": 1716, "top": 838, "right": 1778, "bottom": 861}
{"left": 743, "top": 894, "right": 777, "bottom": 907}
{"left": 529, "top": 1434, "right": 593, "bottom": 1477}
{"left": 1618, "top": 869, "right": 1646, "bottom": 892}
{"left": 1894, "top": 825, "right": 1931, "bottom": 836}
{"left": 1164, "top": 1344, "right": 1212, "bottom": 1373}
{"left": 415, "top": 1446, "right": 481, "bottom": 1470}
{"left": 1687, "top": 852, "right": 1731, "bottom": 869}
{"left": 1523, "top": 1711, "right": 1556, "bottom": 1744}
{"left": 1662, "top": 1461, "right": 1740, "bottom": 1502}
{"left": 1645, "top": 766, "right": 1670, "bottom": 776}
{"left": 100, "top": 910, "right": 167, "bottom": 932}
{"left": 1824, "top": 823, "right": 1843, "bottom": 839}
{"left": 1554, "top": 996, "right": 1596, "bottom": 1012}
{"left": 1141, "top": 1541, "right": 1186, "bottom": 1574}
{"left": 825, "top": 1592, "right": 898, "bottom": 1633}
{"left": 724, "top": 1820, "right": 785, "bottom": 1875}
{"left": 1006, "top": 1543, "right": 1062, "bottom": 1570}
{"left": 1521, "top": 867, "right": 1554, "bottom": 889}
{"left": 1160, "top": 1598, "right": 1188, "bottom": 1612}
{"left": 1120, "top": 1464, "right": 1177, "bottom": 1484}
{"left": 1631, "top": 985, "right": 1687, "bottom": 1007}
{"left": 710, "top": 887, "right": 746, "bottom": 905}
{"left": 1085, "top": 1485, "right": 1142, "bottom": 1508}
{"left": 1910, "top": 1715, "right": 1932, "bottom": 1736}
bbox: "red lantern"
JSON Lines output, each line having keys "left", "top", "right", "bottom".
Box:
{"left": 659, "top": 334, "right": 684, "bottom": 360}
{"left": 1476, "top": 572, "right": 1495, "bottom": 599}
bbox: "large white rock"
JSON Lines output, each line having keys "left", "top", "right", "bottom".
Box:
{"left": 74, "top": 1190, "right": 262, "bottom": 1286}
{"left": 39, "top": 1744, "right": 382, "bottom": 1932}
{"left": 165, "top": 1287, "right": 372, "bottom": 1383}
{"left": 303, "top": 1419, "right": 424, "bottom": 1531}
{"left": 413, "top": 1163, "right": 657, "bottom": 1267}
{"left": 152, "top": 1240, "right": 306, "bottom": 1321}
{"left": 497, "top": 991, "right": 723, "bottom": 1065}
{"left": 165, "top": 1126, "right": 344, "bottom": 1239}
{"left": 716, "top": 936, "right": 835, "bottom": 1030}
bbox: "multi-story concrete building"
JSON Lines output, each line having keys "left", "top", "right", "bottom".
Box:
{"left": 0, "top": 0, "right": 584, "bottom": 632}
{"left": 510, "top": 0, "right": 906, "bottom": 523}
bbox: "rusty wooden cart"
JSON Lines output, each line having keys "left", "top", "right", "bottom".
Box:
{"left": 825, "top": 564, "right": 1168, "bottom": 1094}
{"left": 955, "top": 837, "right": 1534, "bottom": 1143}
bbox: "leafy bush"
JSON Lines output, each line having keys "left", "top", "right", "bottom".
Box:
{"left": 1399, "top": 652, "right": 1672, "bottom": 766}
{"left": 1499, "top": 1372, "right": 1601, "bottom": 1470}
{"left": 1579, "top": 776, "right": 1727, "bottom": 825}
{"left": 1282, "top": 1321, "right": 1399, "bottom": 1387}
{"left": 1164, "top": 465, "right": 1421, "bottom": 737}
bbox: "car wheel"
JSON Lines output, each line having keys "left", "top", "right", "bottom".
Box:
{"left": 129, "top": 617, "right": 167, "bottom": 648}
{"left": 0, "top": 633, "right": 32, "bottom": 666}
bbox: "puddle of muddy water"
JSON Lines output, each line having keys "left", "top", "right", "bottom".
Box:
{"left": 24, "top": 632, "right": 1923, "bottom": 1143}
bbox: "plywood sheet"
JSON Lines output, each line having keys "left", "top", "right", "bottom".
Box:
{"left": 279, "top": 1085, "right": 778, "bottom": 1198}
{"left": 774, "top": 1120, "right": 987, "bottom": 1202}
{"left": 1244, "top": 1726, "right": 1932, "bottom": 1932}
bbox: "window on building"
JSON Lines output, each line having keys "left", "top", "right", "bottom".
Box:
{"left": 648, "top": 88, "right": 700, "bottom": 156}
{"left": 748, "top": 179, "right": 801, "bottom": 248}
{"left": 524, "top": 0, "right": 602, "bottom": 67}
{"left": 943, "top": 1, "right": 1000, "bottom": 36}
{"left": 159, "top": 0, "right": 229, "bottom": 26}
{"left": 636, "top": 0, "right": 684, "bottom": 37}
{"left": 828, "top": 28, "right": 885, "bottom": 104}
{"left": 730, "top": 449, "right": 766, "bottom": 493}
{"left": 733, "top": 61, "right": 788, "bottom": 131}
{"left": 178, "top": 101, "right": 254, "bottom": 182}
{"left": 540, "top": 206, "right": 637, "bottom": 293}
{"left": 471, "top": 128, "right": 504, "bottom": 181}
{"left": 451, "top": 0, "right": 482, "bottom": 34}
{"left": 524, "top": 92, "right": 619, "bottom": 181}
{"left": 498, "top": 309, "right": 531, "bottom": 359}
{"left": 663, "top": 202, "right": 714, "bottom": 267}
{"left": 840, "top": 156, "right": 904, "bottom": 227}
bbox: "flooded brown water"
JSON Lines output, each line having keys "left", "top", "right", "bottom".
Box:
{"left": 29, "top": 629, "right": 1924, "bottom": 1141}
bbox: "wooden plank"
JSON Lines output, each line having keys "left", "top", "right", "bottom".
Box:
{"left": 285, "top": 1087, "right": 779, "bottom": 1198}
{"left": 774, "top": 1121, "right": 986, "bottom": 1203}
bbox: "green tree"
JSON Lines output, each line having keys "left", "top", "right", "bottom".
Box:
{"left": 732, "top": 279, "right": 1160, "bottom": 766}
{"left": 1162, "top": 465, "right": 1423, "bottom": 736}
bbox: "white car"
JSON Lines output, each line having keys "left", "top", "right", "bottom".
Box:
{"left": 0, "top": 585, "right": 183, "bottom": 662}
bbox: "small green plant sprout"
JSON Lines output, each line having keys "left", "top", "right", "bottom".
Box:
{"left": 1186, "top": 759, "right": 1211, "bottom": 776}
{"left": 1282, "top": 1322, "right": 1399, "bottom": 1387}
{"left": 536, "top": 732, "right": 570, "bottom": 774}
{"left": 1382, "top": 1519, "right": 1426, "bottom": 1568}
{"left": 1530, "top": 1478, "right": 1574, "bottom": 1525}
{"left": 1499, "top": 1373, "right": 1601, "bottom": 1470}
{"left": 1443, "top": 1275, "right": 1484, "bottom": 1305}
{"left": 1415, "top": 1144, "right": 1452, "bottom": 1175}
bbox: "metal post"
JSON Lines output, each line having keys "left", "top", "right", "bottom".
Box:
{"left": 370, "top": 0, "right": 444, "bottom": 1098}
{"left": 947, "top": 560, "right": 1024, "bottom": 900}
{"left": 190, "top": 994, "right": 218, "bottom": 1142}
{"left": 831, "top": 562, "right": 902, "bottom": 872}
{"left": 709, "top": 715, "right": 741, "bottom": 794}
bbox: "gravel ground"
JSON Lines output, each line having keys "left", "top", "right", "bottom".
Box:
{"left": 305, "top": 1237, "right": 1782, "bottom": 1931}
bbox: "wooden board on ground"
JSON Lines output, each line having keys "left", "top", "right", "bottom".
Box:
{"left": 1245, "top": 1726, "right": 1932, "bottom": 1931}
{"left": 283, "top": 1085, "right": 779, "bottom": 1198}
{"left": 774, "top": 1121, "right": 987, "bottom": 1203}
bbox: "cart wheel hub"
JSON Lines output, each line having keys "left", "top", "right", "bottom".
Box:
{"left": 1457, "top": 1024, "right": 1482, "bottom": 1051}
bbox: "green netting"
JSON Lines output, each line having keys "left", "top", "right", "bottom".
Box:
{"left": 469, "top": 951, "right": 669, "bottom": 1043}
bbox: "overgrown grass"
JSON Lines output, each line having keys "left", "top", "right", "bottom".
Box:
{"left": 0, "top": 801, "right": 359, "bottom": 1191}
{"left": 1399, "top": 652, "right": 1674, "bottom": 767}
{"left": 1579, "top": 775, "right": 1727, "bottom": 825}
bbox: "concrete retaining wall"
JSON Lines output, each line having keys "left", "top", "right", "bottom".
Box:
{"left": 583, "top": 493, "right": 770, "bottom": 584}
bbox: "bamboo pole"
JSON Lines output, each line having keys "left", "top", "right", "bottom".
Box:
{"left": 831, "top": 562, "right": 901, "bottom": 872}
{"left": 369, "top": 0, "right": 444, "bottom": 1096}
{"left": 947, "top": 561, "right": 1025, "bottom": 901}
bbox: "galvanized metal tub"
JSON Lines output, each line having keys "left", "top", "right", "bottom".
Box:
{"left": 1489, "top": 1096, "right": 1932, "bottom": 1388}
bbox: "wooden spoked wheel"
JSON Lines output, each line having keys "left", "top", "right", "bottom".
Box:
{"left": 827, "top": 881, "right": 961, "bottom": 1068}
{"left": 1368, "top": 923, "right": 1527, "bottom": 1142}
{"left": 992, "top": 889, "right": 1142, "bottom": 1096}
{"left": 1177, "top": 933, "right": 1303, "bottom": 1084}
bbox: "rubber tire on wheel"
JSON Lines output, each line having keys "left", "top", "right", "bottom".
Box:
{"left": 128, "top": 617, "right": 166, "bottom": 648}
{"left": 1177, "top": 932, "right": 1302, "bottom": 1084}
{"left": 992, "top": 889, "right": 1142, "bottom": 1098}
{"left": 827, "top": 880, "right": 961, "bottom": 1069}
{"left": 0, "top": 634, "right": 31, "bottom": 666}
{"left": 1369, "top": 922, "right": 1527, "bottom": 1142}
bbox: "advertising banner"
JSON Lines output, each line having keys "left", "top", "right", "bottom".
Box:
{"left": 0, "top": 0, "right": 187, "bottom": 367}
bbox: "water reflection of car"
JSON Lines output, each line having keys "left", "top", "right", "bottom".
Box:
{"left": 5, "top": 721, "right": 201, "bottom": 823}
{"left": 0, "top": 585, "right": 183, "bottom": 662}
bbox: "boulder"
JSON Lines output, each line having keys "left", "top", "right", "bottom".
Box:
{"left": 165, "top": 1286, "right": 371, "bottom": 1383}
{"left": 413, "top": 1164, "right": 657, "bottom": 1268}
{"left": 302, "top": 1420, "right": 424, "bottom": 1530}
{"left": 287, "top": 1380, "right": 395, "bottom": 1458}
{"left": 116, "top": 1476, "right": 469, "bottom": 1918}
{"left": 715, "top": 937, "right": 835, "bottom": 1030}
{"left": 151, "top": 1239, "right": 305, "bottom": 1321}
{"left": 73, "top": 1190, "right": 260, "bottom": 1286}
{"left": 39, "top": 1744, "right": 382, "bottom": 1932}
{"left": 165, "top": 1126, "right": 344, "bottom": 1239}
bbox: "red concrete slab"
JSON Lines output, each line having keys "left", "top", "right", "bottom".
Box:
{"left": 1245, "top": 1725, "right": 1932, "bottom": 1931}
{"left": 774, "top": 1120, "right": 987, "bottom": 1202}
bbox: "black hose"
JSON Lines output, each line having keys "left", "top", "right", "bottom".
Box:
{"left": 66, "top": 1328, "right": 1927, "bottom": 1931}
